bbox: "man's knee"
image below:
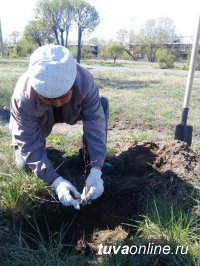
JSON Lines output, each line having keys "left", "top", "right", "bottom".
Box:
{"left": 100, "top": 96, "right": 109, "bottom": 111}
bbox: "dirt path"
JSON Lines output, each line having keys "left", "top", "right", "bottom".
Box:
{"left": 83, "top": 63, "right": 200, "bottom": 77}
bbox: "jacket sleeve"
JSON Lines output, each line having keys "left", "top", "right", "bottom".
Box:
{"left": 10, "top": 96, "right": 59, "bottom": 184}
{"left": 81, "top": 76, "right": 106, "bottom": 168}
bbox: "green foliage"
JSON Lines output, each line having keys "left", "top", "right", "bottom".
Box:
{"left": 0, "top": 171, "right": 49, "bottom": 212}
{"left": 11, "top": 40, "right": 37, "bottom": 58}
{"left": 68, "top": 45, "right": 78, "bottom": 58}
{"left": 81, "top": 46, "right": 94, "bottom": 59}
{"left": 11, "top": 43, "right": 26, "bottom": 58}
{"left": 73, "top": 0, "right": 100, "bottom": 31}
{"left": 70, "top": 44, "right": 96, "bottom": 60}
{"left": 23, "top": 20, "right": 55, "bottom": 46}
{"left": 106, "top": 43, "right": 124, "bottom": 64}
{"left": 156, "top": 48, "right": 176, "bottom": 69}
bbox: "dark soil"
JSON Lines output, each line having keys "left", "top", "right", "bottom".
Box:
{"left": 18, "top": 140, "right": 200, "bottom": 253}
{"left": 113, "top": 140, "right": 199, "bottom": 181}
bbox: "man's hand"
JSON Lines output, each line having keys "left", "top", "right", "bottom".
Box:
{"left": 81, "top": 167, "right": 104, "bottom": 205}
{"left": 52, "top": 176, "right": 81, "bottom": 210}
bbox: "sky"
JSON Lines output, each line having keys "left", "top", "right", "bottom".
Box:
{"left": 0, "top": 0, "right": 200, "bottom": 41}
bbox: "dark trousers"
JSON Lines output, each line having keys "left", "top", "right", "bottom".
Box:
{"left": 53, "top": 96, "right": 109, "bottom": 141}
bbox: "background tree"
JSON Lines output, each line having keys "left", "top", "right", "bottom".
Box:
{"left": 106, "top": 43, "right": 124, "bottom": 64}
{"left": 34, "top": 0, "right": 64, "bottom": 45}
{"left": 60, "top": 0, "right": 74, "bottom": 47}
{"left": 115, "top": 29, "right": 142, "bottom": 60}
{"left": 116, "top": 29, "right": 128, "bottom": 45}
{"left": 8, "top": 31, "right": 21, "bottom": 45}
{"left": 23, "top": 20, "right": 55, "bottom": 46}
{"left": 73, "top": 0, "right": 100, "bottom": 63}
{"left": 139, "top": 17, "right": 176, "bottom": 62}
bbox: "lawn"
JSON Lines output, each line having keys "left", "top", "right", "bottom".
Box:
{"left": 0, "top": 58, "right": 200, "bottom": 265}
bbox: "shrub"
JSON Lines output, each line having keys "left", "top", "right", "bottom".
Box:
{"left": 68, "top": 46, "right": 78, "bottom": 59}
{"left": 106, "top": 43, "right": 124, "bottom": 64}
{"left": 81, "top": 46, "right": 95, "bottom": 59}
{"left": 156, "top": 49, "right": 176, "bottom": 69}
{"left": 10, "top": 40, "right": 37, "bottom": 58}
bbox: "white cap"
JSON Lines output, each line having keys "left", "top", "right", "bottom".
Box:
{"left": 28, "top": 44, "right": 77, "bottom": 98}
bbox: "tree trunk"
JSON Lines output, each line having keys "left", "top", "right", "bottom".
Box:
{"left": 123, "top": 47, "right": 136, "bottom": 60}
{"left": 149, "top": 44, "right": 155, "bottom": 62}
{"left": 65, "top": 28, "right": 69, "bottom": 48}
{"left": 53, "top": 28, "right": 60, "bottom": 45}
{"left": 77, "top": 27, "right": 82, "bottom": 63}
{"left": 60, "top": 29, "right": 64, "bottom": 46}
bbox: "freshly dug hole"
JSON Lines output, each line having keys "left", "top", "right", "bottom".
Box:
{"left": 18, "top": 140, "right": 200, "bottom": 252}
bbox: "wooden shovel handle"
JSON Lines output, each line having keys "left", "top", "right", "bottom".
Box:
{"left": 183, "top": 16, "right": 200, "bottom": 108}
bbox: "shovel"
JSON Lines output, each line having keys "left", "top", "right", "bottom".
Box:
{"left": 175, "top": 16, "right": 200, "bottom": 146}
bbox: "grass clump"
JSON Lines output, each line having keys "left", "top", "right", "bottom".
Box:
{"left": 0, "top": 170, "right": 51, "bottom": 216}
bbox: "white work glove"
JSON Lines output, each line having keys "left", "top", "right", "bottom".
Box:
{"left": 52, "top": 176, "right": 81, "bottom": 210}
{"left": 81, "top": 167, "right": 104, "bottom": 205}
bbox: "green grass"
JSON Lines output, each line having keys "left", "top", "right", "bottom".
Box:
{"left": 0, "top": 58, "right": 200, "bottom": 265}
{"left": 135, "top": 194, "right": 200, "bottom": 265}
{"left": 94, "top": 70, "right": 200, "bottom": 151}
{"left": 0, "top": 58, "right": 29, "bottom": 107}
{"left": 0, "top": 229, "right": 92, "bottom": 266}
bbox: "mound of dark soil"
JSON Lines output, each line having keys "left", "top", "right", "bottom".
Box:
{"left": 113, "top": 140, "right": 200, "bottom": 181}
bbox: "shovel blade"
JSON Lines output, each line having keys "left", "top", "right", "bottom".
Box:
{"left": 175, "top": 124, "right": 193, "bottom": 146}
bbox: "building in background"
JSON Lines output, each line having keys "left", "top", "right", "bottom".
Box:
{"left": 165, "top": 36, "right": 196, "bottom": 60}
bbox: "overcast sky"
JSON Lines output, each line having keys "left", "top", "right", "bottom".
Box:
{"left": 0, "top": 0, "right": 199, "bottom": 41}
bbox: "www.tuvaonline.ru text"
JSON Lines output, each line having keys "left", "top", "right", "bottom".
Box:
{"left": 97, "top": 243, "right": 188, "bottom": 255}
